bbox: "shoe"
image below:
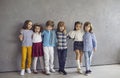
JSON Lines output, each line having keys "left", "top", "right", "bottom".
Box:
{"left": 20, "top": 69, "right": 25, "bottom": 76}
{"left": 26, "top": 68, "right": 31, "bottom": 74}
{"left": 77, "top": 69, "right": 83, "bottom": 74}
{"left": 85, "top": 70, "right": 90, "bottom": 76}
{"left": 46, "top": 71, "right": 51, "bottom": 75}
{"left": 58, "top": 70, "right": 62, "bottom": 73}
{"left": 61, "top": 70, "right": 67, "bottom": 75}
{"left": 88, "top": 70, "right": 92, "bottom": 73}
{"left": 50, "top": 69, "right": 56, "bottom": 73}
{"left": 33, "top": 70, "right": 38, "bottom": 74}
{"left": 41, "top": 70, "right": 46, "bottom": 74}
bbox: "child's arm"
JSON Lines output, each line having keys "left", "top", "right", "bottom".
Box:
{"left": 19, "top": 29, "right": 24, "bottom": 41}
{"left": 67, "top": 31, "right": 75, "bottom": 39}
{"left": 19, "top": 34, "right": 23, "bottom": 41}
{"left": 92, "top": 33, "right": 97, "bottom": 52}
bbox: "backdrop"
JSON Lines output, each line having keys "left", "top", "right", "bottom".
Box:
{"left": 0, "top": 0, "right": 120, "bottom": 72}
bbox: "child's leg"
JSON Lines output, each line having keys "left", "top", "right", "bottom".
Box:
{"left": 27, "top": 46, "right": 32, "bottom": 69}
{"left": 20, "top": 46, "right": 27, "bottom": 75}
{"left": 43, "top": 47, "right": 50, "bottom": 73}
{"left": 33, "top": 57, "right": 38, "bottom": 71}
{"left": 57, "top": 49, "right": 62, "bottom": 71}
{"left": 61, "top": 49, "right": 67, "bottom": 71}
{"left": 75, "top": 50, "right": 81, "bottom": 69}
{"left": 90, "top": 51, "right": 93, "bottom": 65}
{"left": 84, "top": 51, "right": 90, "bottom": 71}
{"left": 88, "top": 51, "right": 93, "bottom": 67}
{"left": 80, "top": 51, "right": 83, "bottom": 66}
{"left": 21, "top": 46, "right": 27, "bottom": 69}
{"left": 49, "top": 47, "right": 55, "bottom": 71}
{"left": 39, "top": 56, "right": 45, "bottom": 71}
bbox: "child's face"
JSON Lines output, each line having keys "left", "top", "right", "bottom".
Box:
{"left": 75, "top": 24, "right": 82, "bottom": 30}
{"left": 27, "top": 22, "right": 32, "bottom": 30}
{"left": 59, "top": 26, "right": 65, "bottom": 32}
{"left": 85, "top": 24, "right": 91, "bottom": 32}
{"left": 35, "top": 26, "right": 40, "bottom": 33}
{"left": 46, "top": 25, "right": 53, "bottom": 30}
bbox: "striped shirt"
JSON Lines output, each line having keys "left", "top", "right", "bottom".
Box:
{"left": 57, "top": 32, "right": 67, "bottom": 49}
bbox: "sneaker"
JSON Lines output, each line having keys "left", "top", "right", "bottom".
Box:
{"left": 41, "top": 70, "right": 46, "bottom": 74}
{"left": 20, "top": 69, "right": 25, "bottom": 76}
{"left": 85, "top": 70, "right": 90, "bottom": 76}
{"left": 33, "top": 70, "right": 38, "bottom": 74}
{"left": 88, "top": 70, "right": 92, "bottom": 73}
{"left": 26, "top": 68, "right": 31, "bottom": 74}
{"left": 61, "top": 70, "right": 67, "bottom": 75}
{"left": 50, "top": 69, "right": 56, "bottom": 73}
{"left": 58, "top": 70, "right": 62, "bottom": 73}
{"left": 77, "top": 69, "right": 83, "bottom": 74}
{"left": 46, "top": 71, "right": 51, "bottom": 75}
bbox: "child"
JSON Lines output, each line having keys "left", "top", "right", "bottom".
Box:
{"left": 68, "top": 21, "right": 84, "bottom": 74}
{"left": 56, "top": 21, "right": 67, "bottom": 75}
{"left": 19, "top": 20, "right": 33, "bottom": 75}
{"left": 83, "top": 21, "right": 97, "bottom": 75}
{"left": 42, "top": 20, "right": 57, "bottom": 75}
{"left": 32, "top": 23, "right": 44, "bottom": 74}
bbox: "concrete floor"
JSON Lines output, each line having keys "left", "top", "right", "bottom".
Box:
{"left": 0, "top": 65, "right": 120, "bottom": 78}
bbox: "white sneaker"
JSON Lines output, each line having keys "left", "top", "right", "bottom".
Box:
{"left": 46, "top": 71, "right": 51, "bottom": 75}
{"left": 77, "top": 69, "right": 83, "bottom": 74}
{"left": 50, "top": 69, "right": 56, "bottom": 73}
{"left": 20, "top": 69, "right": 25, "bottom": 76}
{"left": 26, "top": 68, "right": 31, "bottom": 73}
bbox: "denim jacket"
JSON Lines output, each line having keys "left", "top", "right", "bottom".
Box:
{"left": 42, "top": 29, "right": 57, "bottom": 47}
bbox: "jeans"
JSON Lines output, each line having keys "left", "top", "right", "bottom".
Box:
{"left": 57, "top": 49, "right": 67, "bottom": 71}
{"left": 84, "top": 51, "right": 93, "bottom": 71}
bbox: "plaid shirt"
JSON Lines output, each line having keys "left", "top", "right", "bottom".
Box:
{"left": 57, "top": 32, "right": 67, "bottom": 49}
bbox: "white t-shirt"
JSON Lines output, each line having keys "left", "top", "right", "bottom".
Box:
{"left": 32, "top": 33, "right": 42, "bottom": 43}
{"left": 68, "top": 30, "right": 84, "bottom": 41}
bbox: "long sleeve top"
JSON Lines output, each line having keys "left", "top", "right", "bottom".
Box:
{"left": 42, "top": 30, "right": 57, "bottom": 47}
{"left": 68, "top": 30, "right": 84, "bottom": 41}
{"left": 83, "top": 32, "right": 97, "bottom": 52}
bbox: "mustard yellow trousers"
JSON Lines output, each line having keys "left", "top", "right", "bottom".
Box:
{"left": 21, "top": 46, "right": 32, "bottom": 69}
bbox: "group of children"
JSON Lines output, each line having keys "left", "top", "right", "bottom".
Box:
{"left": 19, "top": 20, "right": 97, "bottom": 76}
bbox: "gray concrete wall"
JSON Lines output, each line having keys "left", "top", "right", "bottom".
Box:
{"left": 0, "top": 0, "right": 120, "bottom": 72}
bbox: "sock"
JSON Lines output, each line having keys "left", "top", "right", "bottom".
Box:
{"left": 76, "top": 60, "right": 81, "bottom": 69}
{"left": 33, "top": 57, "right": 38, "bottom": 71}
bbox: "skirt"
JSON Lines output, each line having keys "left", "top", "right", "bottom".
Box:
{"left": 74, "top": 41, "right": 83, "bottom": 51}
{"left": 32, "top": 42, "right": 44, "bottom": 57}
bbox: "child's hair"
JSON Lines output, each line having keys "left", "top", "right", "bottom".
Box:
{"left": 74, "top": 21, "right": 82, "bottom": 30}
{"left": 33, "top": 23, "right": 43, "bottom": 33}
{"left": 22, "top": 20, "right": 32, "bottom": 29}
{"left": 46, "top": 20, "right": 54, "bottom": 27}
{"left": 57, "top": 21, "right": 66, "bottom": 33}
{"left": 83, "top": 21, "right": 93, "bottom": 33}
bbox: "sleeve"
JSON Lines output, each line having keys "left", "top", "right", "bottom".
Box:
{"left": 92, "top": 33, "right": 97, "bottom": 49}
{"left": 67, "top": 31, "right": 75, "bottom": 39}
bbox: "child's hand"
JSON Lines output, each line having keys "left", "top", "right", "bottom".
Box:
{"left": 19, "top": 34, "right": 23, "bottom": 41}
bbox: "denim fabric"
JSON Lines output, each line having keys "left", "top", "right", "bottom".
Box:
{"left": 57, "top": 49, "right": 67, "bottom": 71}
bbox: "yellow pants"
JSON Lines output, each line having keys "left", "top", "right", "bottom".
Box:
{"left": 21, "top": 46, "right": 32, "bottom": 69}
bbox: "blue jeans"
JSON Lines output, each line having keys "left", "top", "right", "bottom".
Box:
{"left": 84, "top": 51, "right": 93, "bottom": 71}
{"left": 57, "top": 49, "right": 67, "bottom": 71}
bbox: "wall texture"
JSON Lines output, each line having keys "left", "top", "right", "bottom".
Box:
{"left": 0, "top": 0, "right": 120, "bottom": 72}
